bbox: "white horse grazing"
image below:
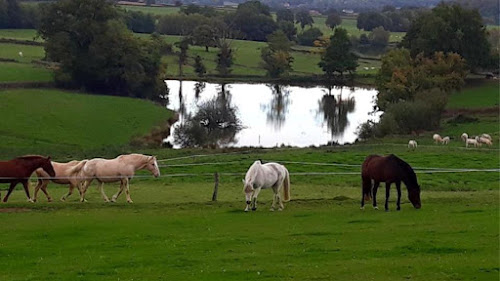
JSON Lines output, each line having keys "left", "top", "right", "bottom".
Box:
{"left": 441, "top": 136, "right": 450, "bottom": 145}
{"left": 408, "top": 140, "right": 417, "bottom": 150}
{"left": 466, "top": 138, "right": 480, "bottom": 148}
{"left": 78, "top": 154, "right": 160, "bottom": 203}
{"left": 33, "top": 160, "right": 88, "bottom": 202}
{"left": 481, "top": 134, "right": 492, "bottom": 141}
{"left": 461, "top": 133, "right": 468, "bottom": 142}
{"left": 433, "top": 134, "right": 442, "bottom": 144}
{"left": 477, "top": 136, "right": 492, "bottom": 146}
{"left": 242, "top": 160, "right": 290, "bottom": 212}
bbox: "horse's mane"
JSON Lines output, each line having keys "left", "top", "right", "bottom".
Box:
{"left": 388, "top": 154, "right": 418, "bottom": 185}
{"left": 14, "top": 155, "right": 46, "bottom": 161}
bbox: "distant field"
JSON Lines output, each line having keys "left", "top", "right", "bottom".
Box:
{"left": 0, "top": 28, "right": 41, "bottom": 41}
{"left": 118, "top": 4, "right": 181, "bottom": 15}
{"left": 0, "top": 89, "right": 171, "bottom": 154}
{"left": 0, "top": 42, "right": 45, "bottom": 63}
{"left": 447, "top": 81, "right": 500, "bottom": 109}
{"left": 0, "top": 62, "right": 53, "bottom": 82}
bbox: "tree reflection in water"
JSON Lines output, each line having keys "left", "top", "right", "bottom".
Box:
{"left": 262, "top": 84, "right": 290, "bottom": 130}
{"left": 173, "top": 83, "right": 243, "bottom": 148}
{"left": 194, "top": 81, "right": 205, "bottom": 100}
{"left": 318, "top": 86, "right": 356, "bottom": 138}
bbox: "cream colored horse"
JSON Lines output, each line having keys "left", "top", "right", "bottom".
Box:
{"left": 242, "top": 160, "right": 290, "bottom": 212}
{"left": 33, "top": 160, "right": 88, "bottom": 202}
{"left": 78, "top": 154, "right": 160, "bottom": 203}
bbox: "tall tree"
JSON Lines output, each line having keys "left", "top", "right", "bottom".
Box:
{"left": 216, "top": 40, "right": 233, "bottom": 76}
{"left": 232, "top": 1, "right": 277, "bottom": 41}
{"left": 295, "top": 10, "right": 314, "bottom": 30}
{"left": 191, "top": 25, "right": 217, "bottom": 52}
{"left": 261, "top": 30, "right": 294, "bottom": 77}
{"left": 318, "top": 28, "right": 358, "bottom": 79}
{"left": 325, "top": 13, "right": 342, "bottom": 30}
{"left": 276, "top": 8, "right": 294, "bottom": 23}
{"left": 194, "top": 55, "right": 206, "bottom": 77}
{"left": 401, "top": 3, "right": 490, "bottom": 69}
{"left": 38, "top": 0, "right": 165, "bottom": 100}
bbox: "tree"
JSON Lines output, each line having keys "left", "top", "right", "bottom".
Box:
{"left": 369, "top": 26, "right": 390, "bottom": 47}
{"left": 356, "top": 12, "right": 391, "bottom": 31}
{"left": 124, "top": 10, "right": 155, "bottom": 33}
{"left": 297, "top": 27, "right": 323, "bottom": 46}
{"left": 260, "top": 30, "right": 294, "bottom": 77}
{"left": 318, "top": 28, "right": 358, "bottom": 79}
{"left": 295, "top": 10, "right": 314, "bottom": 30}
{"left": 232, "top": 1, "right": 277, "bottom": 41}
{"left": 38, "top": 0, "right": 165, "bottom": 100}
{"left": 6, "top": 0, "right": 22, "bottom": 28}
{"left": 401, "top": 3, "right": 491, "bottom": 69}
{"left": 191, "top": 25, "right": 217, "bottom": 52}
{"left": 216, "top": 40, "right": 233, "bottom": 76}
{"left": 325, "top": 13, "right": 342, "bottom": 30}
{"left": 176, "top": 38, "right": 189, "bottom": 76}
{"left": 194, "top": 55, "right": 206, "bottom": 77}
{"left": 278, "top": 21, "right": 297, "bottom": 42}
{"left": 276, "top": 8, "right": 294, "bottom": 23}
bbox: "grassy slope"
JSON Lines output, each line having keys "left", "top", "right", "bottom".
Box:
{"left": 0, "top": 62, "right": 53, "bottom": 82}
{"left": 0, "top": 28, "right": 40, "bottom": 41}
{"left": 446, "top": 81, "right": 499, "bottom": 109}
{"left": 0, "top": 89, "right": 171, "bottom": 155}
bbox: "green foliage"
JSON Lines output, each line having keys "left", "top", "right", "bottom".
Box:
{"left": 180, "top": 4, "right": 216, "bottom": 17}
{"left": 318, "top": 28, "right": 358, "bottom": 78}
{"left": 38, "top": 0, "right": 165, "bottom": 100}
{"left": 357, "top": 12, "right": 391, "bottom": 31}
{"left": 190, "top": 25, "right": 218, "bottom": 52}
{"left": 376, "top": 49, "right": 466, "bottom": 111}
{"left": 231, "top": 1, "right": 277, "bottom": 42}
{"left": 325, "top": 13, "right": 342, "bottom": 30}
{"left": 216, "top": 40, "right": 233, "bottom": 76}
{"left": 295, "top": 9, "right": 314, "bottom": 30}
{"left": 368, "top": 26, "right": 390, "bottom": 47}
{"left": 0, "top": 0, "right": 39, "bottom": 28}
{"left": 194, "top": 55, "right": 206, "bottom": 77}
{"left": 276, "top": 8, "right": 294, "bottom": 23}
{"left": 123, "top": 10, "right": 156, "bottom": 34}
{"left": 260, "top": 31, "right": 294, "bottom": 78}
{"left": 157, "top": 13, "right": 212, "bottom": 36}
{"left": 278, "top": 21, "right": 297, "bottom": 42}
{"left": 401, "top": 3, "right": 491, "bottom": 69}
{"left": 297, "top": 27, "right": 323, "bottom": 46}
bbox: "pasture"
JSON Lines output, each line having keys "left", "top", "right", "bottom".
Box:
{"left": 0, "top": 145, "right": 498, "bottom": 280}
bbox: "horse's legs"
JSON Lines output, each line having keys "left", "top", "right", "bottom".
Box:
{"left": 372, "top": 182, "right": 380, "bottom": 210}
{"left": 79, "top": 179, "right": 93, "bottom": 202}
{"left": 123, "top": 178, "right": 133, "bottom": 203}
{"left": 33, "top": 179, "right": 43, "bottom": 202}
{"left": 384, "top": 183, "right": 391, "bottom": 211}
{"left": 270, "top": 187, "right": 278, "bottom": 211}
{"left": 251, "top": 187, "right": 261, "bottom": 211}
{"left": 3, "top": 182, "right": 18, "bottom": 202}
{"left": 21, "top": 181, "right": 33, "bottom": 203}
{"left": 98, "top": 181, "right": 110, "bottom": 202}
{"left": 61, "top": 184, "right": 75, "bottom": 201}
{"left": 111, "top": 180, "right": 125, "bottom": 202}
{"left": 396, "top": 181, "right": 402, "bottom": 211}
{"left": 40, "top": 183, "right": 52, "bottom": 202}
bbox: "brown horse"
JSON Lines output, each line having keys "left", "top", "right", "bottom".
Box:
{"left": 361, "top": 154, "right": 421, "bottom": 211}
{"left": 0, "top": 155, "right": 56, "bottom": 202}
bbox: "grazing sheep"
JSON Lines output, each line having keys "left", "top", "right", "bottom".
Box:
{"left": 466, "top": 138, "right": 480, "bottom": 148}
{"left": 408, "top": 140, "right": 417, "bottom": 150}
{"left": 461, "top": 133, "right": 468, "bottom": 142}
{"left": 477, "top": 136, "right": 492, "bottom": 146}
{"left": 481, "top": 134, "right": 492, "bottom": 141}
{"left": 433, "top": 134, "right": 442, "bottom": 144}
{"left": 441, "top": 136, "right": 450, "bottom": 145}
{"left": 18, "top": 51, "right": 23, "bottom": 57}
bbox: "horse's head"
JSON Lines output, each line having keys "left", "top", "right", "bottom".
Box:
{"left": 242, "top": 179, "right": 253, "bottom": 204}
{"left": 408, "top": 184, "right": 421, "bottom": 209}
{"left": 146, "top": 156, "right": 160, "bottom": 178}
{"left": 42, "top": 156, "right": 56, "bottom": 177}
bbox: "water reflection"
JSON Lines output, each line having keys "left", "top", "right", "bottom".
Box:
{"left": 262, "top": 84, "right": 291, "bottom": 130}
{"left": 172, "top": 83, "right": 242, "bottom": 148}
{"left": 317, "top": 86, "right": 356, "bottom": 138}
{"left": 165, "top": 80, "right": 379, "bottom": 148}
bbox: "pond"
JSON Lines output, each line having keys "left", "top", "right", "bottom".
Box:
{"left": 164, "top": 80, "right": 380, "bottom": 148}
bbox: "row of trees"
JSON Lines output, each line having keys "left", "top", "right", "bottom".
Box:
{"left": 0, "top": 0, "right": 39, "bottom": 28}
{"left": 357, "top": 7, "right": 424, "bottom": 32}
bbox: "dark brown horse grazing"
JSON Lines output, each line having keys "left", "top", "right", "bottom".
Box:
{"left": 361, "top": 154, "right": 421, "bottom": 211}
{"left": 0, "top": 155, "right": 55, "bottom": 203}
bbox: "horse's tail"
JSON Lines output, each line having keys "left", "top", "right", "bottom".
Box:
{"left": 282, "top": 168, "right": 291, "bottom": 202}
{"left": 362, "top": 176, "right": 372, "bottom": 201}
{"left": 68, "top": 160, "right": 88, "bottom": 175}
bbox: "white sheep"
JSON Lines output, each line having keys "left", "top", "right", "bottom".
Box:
{"left": 461, "top": 133, "right": 468, "bottom": 142}
{"left": 466, "top": 138, "right": 480, "bottom": 148}
{"left": 481, "top": 134, "right": 492, "bottom": 141}
{"left": 441, "top": 136, "right": 450, "bottom": 145}
{"left": 408, "top": 140, "right": 417, "bottom": 150}
{"left": 18, "top": 51, "right": 23, "bottom": 57}
{"left": 433, "top": 134, "right": 442, "bottom": 144}
{"left": 477, "top": 136, "right": 492, "bottom": 146}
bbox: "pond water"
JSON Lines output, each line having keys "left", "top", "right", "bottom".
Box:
{"left": 164, "top": 80, "right": 380, "bottom": 148}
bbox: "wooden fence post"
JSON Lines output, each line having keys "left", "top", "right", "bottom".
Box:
{"left": 212, "top": 172, "right": 219, "bottom": 201}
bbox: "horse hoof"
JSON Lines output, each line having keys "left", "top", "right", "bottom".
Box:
{"left": 244, "top": 209, "right": 249, "bottom": 212}
{"left": 27, "top": 199, "right": 34, "bottom": 203}
{"left": 270, "top": 208, "right": 275, "bottom": 212}
{"left": 127, "top": 200, "right": 134, "bottom": 204}
{"left": 60, "top": 197, "right": 66, "bottom": 202}
{"left": 251, "top": 207, "right": 257, "bottom": 211}
{"left": 373, "top": 206, "right": 379, "bottom": 210}
{"left": 278, "top": 208, "right": 283, "bottom": 211}
{"left": 47, "top": 198, "right": 53, "bottom": 203}
{"left": 360, "top": 206, "right": 365, "bottom": 210}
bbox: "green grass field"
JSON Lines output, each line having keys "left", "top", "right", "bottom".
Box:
{"left": 0, "top": 62, "right": 53, "bottom": 82}
{"left": 0, "top": 145, "right": 498, "bottom": 280}
{"left": 0, "top": 28, "right": 41, "bottom": 41}
{"left": 0, "top": 89, "right": 171, "bottom": 156}
{"left": 446, "top": 81, "right": 499, "bottom": 109}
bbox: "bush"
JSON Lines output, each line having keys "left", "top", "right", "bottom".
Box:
{"left": 297, "top": 27, "right": 323, "bottom": 46}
